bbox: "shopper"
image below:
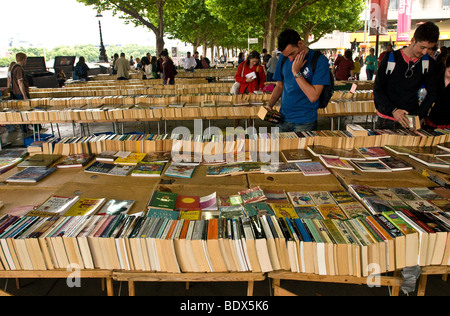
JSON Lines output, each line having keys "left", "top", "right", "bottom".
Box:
{"left": 266, "top": 51, "right": 279, "bottom": 82}
{"left": 141, "top": 56, "right": 153, "bottom": 79}
{"left": 333, "top": 49, "right": 355, "bottom": 80}
{"left": 374, "top": 21, "right": 439, "bottom": 129}
{"left": 183, "top": 52, "right": 196, "bottom": 72}
{"left": 424, "top": 54, "right": 450, "bottom": 129}
{"left": 115, "top": 53, "right": 130, "bottom": 80}
{"left": 378, "top": 43, "right": 393, "bottom": 64}
{"left": 74, "top": 56, "right": 90, "bottom": 81}
{"left": 234, "top": 50, "right": 266, "bottom": 94}
{"left": 353, "top": 56, "right": 361, "bottom": 80}
{"left": 194, "top": 52, "right": 203, "bottom": 69}
{"left": 364, "top": 48, "right": 377, "bottom": 80}
{"left": 160, "top": 50, "right": 176, "bottom": 85}
{"left": 265, "top": 29, "right": 330, "bottom": 132}
{"left": 261, "top": 48, "right": 272, "bottom": 70}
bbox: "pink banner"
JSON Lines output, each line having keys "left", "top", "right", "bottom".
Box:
{"left": 370, "top": 0, "right": 389, "bottom": 35}
{"left": 397, "top": 0, "right": 413, "bottom": 41}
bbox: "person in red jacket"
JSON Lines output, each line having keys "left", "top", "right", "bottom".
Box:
{"left": 234, "top": 50, "right": 266, "bottom": 94}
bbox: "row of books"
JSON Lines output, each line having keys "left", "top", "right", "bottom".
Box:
{"left": 27, "top": 129, "right": 450, "bottom": 158}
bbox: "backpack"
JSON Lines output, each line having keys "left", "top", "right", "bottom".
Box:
{"left": 74, "top": 64, "right": 85, "bottom": 78}
{"left": 385, "top": 51, "right": 429, "bottom": 75}
{"left": 281, "top": 50, "right": 334, "bottom": 108}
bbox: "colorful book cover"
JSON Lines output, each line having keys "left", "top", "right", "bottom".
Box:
{"left": 319, "top": 156, "right": 354, "bottom": 170}
{"left": 295, "top": 161, "right": 331, "bottom": 176}
{"left": 329, "top": 190, "right": 357, "bottom": 204}
{"left": 199, "top": 192, "right": 217, "bottom": 211}
{"left": 131, "top": 162, "right": 165, "bottom": 177}
{"left": 263, "top": 189, "right": 289, "bottom": 204}
{"left": 405, "top": 200, "right": 441, "bottom": 212}
{"left": 309, "top": 191, "right": 335, "bottom": 205}
{"left": 175, "top": 195, "right": 200, "bottom": 210}
{"left": 409, "top": 187, "right": 444, "bottom": 200}
{"left": 351, "top": 160, "right": 391, "bottom": 172}
{"left": 6, "top": 167, "right": 56, "bottom": 183}
{"left": 262, "top": 162, "right": 301, "bottom": 174}
{"left": 294, "top": 206, "right": 323, "bottom": 219}
{"left": 146, "top": 207, "right": 179, "bottom": 219}
{"left": 219, "top": 205, "right": 246, "bottom": 218}
{"left": 108, "top": 164, "right": 134, "bottom": 176}
{"left": 206, "top": 163, "right": 243, "bottom": 177}
{"left": 287, "top": 191, "right": 314, "bottom": 207}
{"left": 338, "top": 202, "right": 371, "bottom": 219}
{"left": 356, "top": 147, "right": 390, "bottom": 159}
{"left": 179, "top": 209, "right": 202, "bottom": 220}
{"left": 238, "top": 186, "right": 267, "bottom": 204}
{"left": 113, "top": 152, "right": 147, "bottom": 165}
{"left": 378, "top": 157, "right": 412, "bottom": 171}
{"left": 269, "top": 203, "right": 299, "bottom": 219}
{"left": 64, "top": 198, "right": 106, "bottom": 216}
{"left": 164, "top": 162, "right": 197, "bottom": 178}
{"left": 390, "top": 187, "right": 422, "bottom": 202}
{"left": 33, "top": 195, "right": 80, "bottom": 214}
{"left": 243, "top": 202, "right": 275, "bottom": 217}
{"left": 141, "top": 151, "right": 171, "bottom": 163}
{"left": 348, "top": 184, "right": 377, "bottom": 199}
{"left": 428, "top": 199, "right": 450, "bottom": 212}
{"left": 84, "top": 161, "right": 116, "bottom": 175}
{"left": 362, "top": 197, "right": 396, "bottom": 214}
{"left": 149, "top": 191, "right": 177, "bottom": 210}
{"left": 317, "top": 204, "right": 347, "bottom": 220}
{"left": 382, "top": 211, "right": 417, "bottom": 235}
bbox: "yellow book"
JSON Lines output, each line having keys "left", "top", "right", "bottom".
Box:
{"left": 113, "top": 152, "right": 147, "bottom": 165}
{"left": 64, "top": 198, "right": 106, "bottom": 216}
{"left": 269, "top": 203, "right": 299, "bottom": 219}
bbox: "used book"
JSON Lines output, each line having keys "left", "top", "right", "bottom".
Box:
{"left": 18, "top": 154, "right": 62, "bottom": 168}
{"left": 295, "top": 161, "right": 331, "bottom": 176}
{"left": 351, "top": 160, "right": 392, "bottom": 172}
{"left": 95, "top": 199, "right": 135, "bottom": 215}
{"left": 29, "top": 195, "right": 80, "bottom": 215}
{"left": 6, "top": 167, "right": 56, "bottom": 183}
{"left": 113, "top": 153, "right": 147, "bottom": 165}
{"left": 63, "top": 198, "right": 106, "bottom": 216}
{"left": 257, "top": 106, "right": 283, "bottom": 124}
{"left": 164, "top": 162, "right": 197, "bottom": 178}
{"left": 131, "top": 162, "right": 166, "bottom": 177}
{"left": 56, "top": 154, "right": 94, "bottom": 168}
{"left": 280, "top": 149, "right": 312, "bottom": 163}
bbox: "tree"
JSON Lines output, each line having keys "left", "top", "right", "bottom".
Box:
{"left": 76, "top": 0, "right": 181, "bottom": 55}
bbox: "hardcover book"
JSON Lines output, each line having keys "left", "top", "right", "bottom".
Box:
{"left": 6, "top": 167, "right": 56, "bottom": 183}
{"left": 175, "top": 195, "right": 200, "bottom": 210}
{"left": 148, "top": 191, "right": 178, "bottom": 210}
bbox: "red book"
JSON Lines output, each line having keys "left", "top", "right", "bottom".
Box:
{"left": 175, "top": 195, "right": 200, "bottom": 210}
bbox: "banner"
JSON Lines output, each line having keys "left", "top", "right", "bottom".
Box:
{"left": 369, "top": 0, "right": 389, "bottom": 35}
{"left": 396, "top": 0, "right": 413, "bottom": 42}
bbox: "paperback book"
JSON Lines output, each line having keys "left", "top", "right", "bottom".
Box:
{"left": 164, "top": 162, "right": 197, "bottom": 178}
{"left": 18, "top": 154, "right": 62, "bottom": 168}
{"left": 319, "top": 156, "right": 355, "bottom": 170}
{"left": 6, "top": 167, "right": 56, "bottom": 183}
{"left": 113, "top": 153, "right": 147, "bottom": 165}
{"left": 293, "top": 206, "right": 323, "bottom": 219}
{"left": 378, "top": 157, "right": 412, "bottom": 171}
{"left": 56, "top": 154, "right": 94, "bottom": 168}
{"left": 96, "top": 199, "right": 135, "bottom": 215}
{"left": 295, "top": 162, "right": 331, "bottom": 176}
{"left": 32, "top": 195, "right": 80, "bottom": 214}
{"left": 356, "top": 147, "right": 390, "bottom": 159}
{"left": 287, "top": 192, "right": 314, "bottom": 207}
{"left": 280, "top": 149, "right": 312, "bottom": 163}
{"left": 317, "top": 204, "right": 347, "bottom": 220}
{"left": 131, "top": 162, "right": 165, "bottom": 177}
{"left": 148, "top": 191, "right": 178, "bottom": 210}
{"left": 96, "top": 151, "right": 118, "bottom": 162}
{"left": 238, "top": 187, "right": 267, "bottom": 204}
{"left": 339, "top": 202, "right": 371, "bottom": 219}
{"left": 63, "top": 198, "right": 106, "bottom": 216}
{"left": 351, "top": 160, "right": 391, "bottom": 172}
{"left": 309, "top": 191, "right": 336, "bottom": 205}
{"left": 408, "top": 153, "right": 450, "bottom": 168}
{"left": 108, "top": 164, "right": 135, "bottom": 176}
{"left": 84, "top": 161, "right": 116, "bottom": 175}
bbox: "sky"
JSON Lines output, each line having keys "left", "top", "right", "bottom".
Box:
{"left": 0, "top": 0, "right": 180, "bottom": 49}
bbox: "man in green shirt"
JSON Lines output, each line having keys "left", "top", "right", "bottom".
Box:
{"left": 364, "top": 48, "right": 377, "bottom": 80}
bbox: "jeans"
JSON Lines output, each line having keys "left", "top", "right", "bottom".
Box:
{"left": 267, "top": 72, "right": 274, "bottom": 82}
{"left": 277, "top": 120, "right": 318, "bottom": 133}
{"left": 366, "top": 69, "right": 375, "bottom": 81}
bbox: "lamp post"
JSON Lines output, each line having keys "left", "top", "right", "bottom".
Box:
{"left": 96, "top": 12, "right": 108, "bottom": 63}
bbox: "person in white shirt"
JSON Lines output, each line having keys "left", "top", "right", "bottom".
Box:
{"left": 184, "top": 52, "right": 196, "bottom": 72}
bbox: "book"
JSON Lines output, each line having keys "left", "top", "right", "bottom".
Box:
{"left": 427, "top": 199, "right": 450, "bottom": 212}
{"left": 356, "top": 147, "right": 390, "bottom": 160}
{"left": 63, "top": 198, "right": 106, "bottom": 216}
{"left": 113, "top": 153, "right": 147, "bottom": 165}
{"left": 329, "top": 190, "right": 357, "bottom": 204}
{"left": 405, "top": 114, "right": 420, "bottom": 129}
{"left": 206, "top": 164, "right": 243, "bottom": 177}
{"left": 148, "top": 191, "right": 178, "bottom": 210}
{"left": 56, "top": 154, "right": 94, "bottom": 168}
{"left": 287, "top": 192, "right": 314, "bottom": 207}
{"left": 95, "top": 199, "right": 135, "bottom": 216}
{"left": 319, "top": 156, "right": 354, "bottom": 170}
{"left": 390, "top": 187, "right": 423, "bottom": 201}
{"left": 405, "top": 200, "right": 441, "bottom": 213}
{"left": 131, "top": 162, "right": 165, "bottom": 177}
{"left": 96, "top": 151, "right": 118, "bottom": 162}
{"left": 295, "top": 162, "right": 331, "bottom": 176}
{"left": 378, "top": 157, "right": 412, "bottom": 171}
{"left": 348, "top": 184, "right": 377, "bottom": 200}
{"left": 179, "top": 209, "right": 202, "bottom": 220}
{"left": 362, "top": 197, "right": 396, "bottom": 214}
{"left": 84, "top": 161, "right": 116, "bottom": 175}
{"left": 280, "top": 149, "right": 312, "bottom": 163}
{"left": 338, "top": 202, "right": 371, "bottom": 219}
{"left": 261, "top": 162, "right": 301, "bottom": 174}
{"left": 141, "top": 151, "right": 171, "bottom": 163}
{"left": 199, "top": 192, "right": 217, "bottom": 211}
{"left": 6, "top": 167, "right": 56, "bottom": 183}
{"left": 351, "top": 160, "right": 392, "bottom": 172}
{"left": 307, "top": 145, "right": 339, "bottom": 158}
{"left": 219, "top": 205, "right": 246, "bottom": 219}
{"left": 309, "top": 191, "right": 336, "bottom": 205}
{"left": 293, "top": 206, "right": 323, "bottom": 219}
{"left": 18, "top": 154, "right": 62, "bottom": 168}
{"left": 408, "top": 153, "right": 450, "bottom": 168}
{"left": 146, "top": 208, "right": 179, "bottom": 219}
{"left": 257, "top": 106, "right": 283, "bottom": 124}
{"left": 175, "top": 195, "right": 200, "bottom": 210}
{"left": 243, "top": 202, "right": 275, "bottom": 217}
{"left": 270, "top": 203, "right": 298, "bottom": 219}
{"left": 263, "top": 189, "right": 289, "bottom": 204}
{"left": 108, "top": 164, "right": 134, "bottom": 176}
{"left": 238, "top": 187, "right": 266, "bottom": 204}
{"left": 408, "top": 187, "right": 443, "bottom": 200}
{"left": 32, "top": 195, "right": 80, "bottom": 215}
{"left": 346, "top": 124, "right": 368, "bottom": 137}
{"left": 317, "top": 204, "right": 347, "bottom": 220}
{"left": 164, "top": 162, "right": 197, "bottom": 178}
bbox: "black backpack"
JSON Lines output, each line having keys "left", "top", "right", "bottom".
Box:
{"left": 281, "top": 50, "right": 334, "bottom": 108}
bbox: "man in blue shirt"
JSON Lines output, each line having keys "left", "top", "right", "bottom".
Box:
{"left": 266, "top": 29, "right": 330, "bottom": 132}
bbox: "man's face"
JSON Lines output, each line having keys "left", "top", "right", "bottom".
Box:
{"left": 411, "top": 40, "right": 436, "bottom": 59}
{"left": 281, "top": 41, "right": 305, "bottom": 62}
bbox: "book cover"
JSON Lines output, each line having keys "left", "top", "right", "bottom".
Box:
{"left": 18, "top": 154, "right": 62, "bottom": 168}
{"left": 409, "top": 146, "right": 450, "bottom": 157}
{"left": 217, "top": 195, "right": 243, "bottom": 206}
{"left": 351, "top": 160, "right": 391, "bottom": 172}
{"left": 56, "top": 154, "right": 94, "bottom": 168}
{"left": 179, "top": 209, "right": 202, "bottom": 220}
{"left": 6, "top": 167, "right": 56, "bottom": 183}
{"left": 281, "top": 149, "right": 312, "bottom": 163}
{"left": 131, "top": 162, "right": 165, "bottom": 177}
{"left": 263, "top": 189, "right": 289, "bottom": 204}
{"left": 339, "top": 202, "right": 371, "bottom": 219}
{"left": 64, "top": 198, "right": 106, "bottom": 216}
{"left": 164, "top": 162, "right": 197, "bottom": 178}
{"left": 348, "top": 184, "right": 377, "bottom": 199}
{"left": 269, "top": 203, "right": 299, "bottom": 219}
{"left": 287, "top": 192, "right": 314, "bottom": 207}
{"left": 238, "top": 187, "right": 267, "bottom": 204}
{"left": 108, "top": 164, "right": 134, "bottom": 176}
{"left": 175, "top": 195, "right": 200, "bottom": 210}
{"left": 33, "top": 195, "right": 80, "bottom": 214}
{"left": 149, "top": 191, "right": 178, "bottom": 210}
{"left": 262, "top": 162, "right": 301, "bottom": 174}
{"left": 408, "top": 153, "right": 450, "bottom": 168}
{"left": 390, "top": 187, "right": 423, "bottom": 202}
{"left": 309, "top": 191, "right": 335, "bottom": 205}
{"left": 307, "top": 145, "right": 339, "bottom": 158}
{"left": 84, "top": 161, "right": 116, "bottom": 175}
{"left": 295, "top": 161, "right": 331, "bottom": 176}
{"left": 428, "top": 199, "right": 450, "bottom": 212}
{"left": 96, "top": 151, "right": 118, "bottom": 162}
{"left": 362, "top": 197, "right": 396, "bottom": 214}
{"left": 329, "top": 190, "right": 357, "bottom": 204}
{"left": 405, "top": 200, "right": 441, "bottom": 212}
{"left": 199, "top": 192, "right": 217, "bottom": 211}
{"left": 113, "top": 153, "right": 147, "bottom": 165}
{"left": 141, "top": 151, "right": 171, "bottom": 163}
{"left": 206, "top": 164, "right": 243, "bottom": 177}
{"left": 243, "top": 202, "right": 275, "bottom": 217}
{"left": 408, "top": 187, "right": 443, "bottom": 200}
{"left": 356, "top": 147, "right": 390, "bottom": 159}
{"left": 146, "top": 207, "right": 179, "bottom": 219}
{"left": 257, "top": 106, "right": 283, "bottom": 124}
{"left": 331, "top": 148, "right": 366, "bottom": 161}
{"left": 95, "top": 199, "right": 135, "bottom": 216}
{"left": 320, "top": 155, "right": 355, "bottom": 170}
{"left": 293, "top": 206, "right": 323, "bottom": 219}
{"left": 378, "top": 157, "right": 412, "bottom": 171}
{"left": 317, "top": 204, "right": 347, "bottom": 220}
{"left": 384, "top": 145, "right": 415, "bottom": 155}
{"left": 219, "top": 205, "right": 246, "bottom": 219}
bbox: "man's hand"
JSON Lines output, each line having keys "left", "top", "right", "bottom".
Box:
{"left": 392, "top": 109, "right": 410, "bottom": 129}
{"left": 292, "top": 50, "right": 307, "bottom": 76}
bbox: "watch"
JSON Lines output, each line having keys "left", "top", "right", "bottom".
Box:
{"left": 294, "top": 71, "right": 302, "bottom": 79}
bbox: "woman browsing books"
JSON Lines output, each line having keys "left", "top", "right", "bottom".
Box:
{"left": 234, "top": 50, "right": 266, "bottom": 94}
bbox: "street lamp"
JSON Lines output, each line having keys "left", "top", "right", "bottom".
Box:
{"left": 96, "top": 12, "right": 108, "bottom": 63}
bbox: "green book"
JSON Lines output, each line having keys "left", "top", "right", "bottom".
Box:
{"left": 148, "top": 191, "right": 178, "bottom": 210}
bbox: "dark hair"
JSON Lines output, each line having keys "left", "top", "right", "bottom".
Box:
{"left": 344, "top": 49, "right": 352, "bottom": 59}
{"left": 413, "top": 22, "right": 440, "bottom": 43}
{"left": 246, "top": 50, "right": 261, "bottom": 66}
{"left": 160, "top": 50, "right": 168, "bottom": 57}
{"left": 262, "top": 49, "right": 267, "bottom": 54}
{"left": 141, "top": 57, "right": 150, "bottom": 66}
{"left": 120, "top": 52, "right": 125, "bottom": 57}
{"left": 277, "top": 29, "right": 301, "bottom": 52}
